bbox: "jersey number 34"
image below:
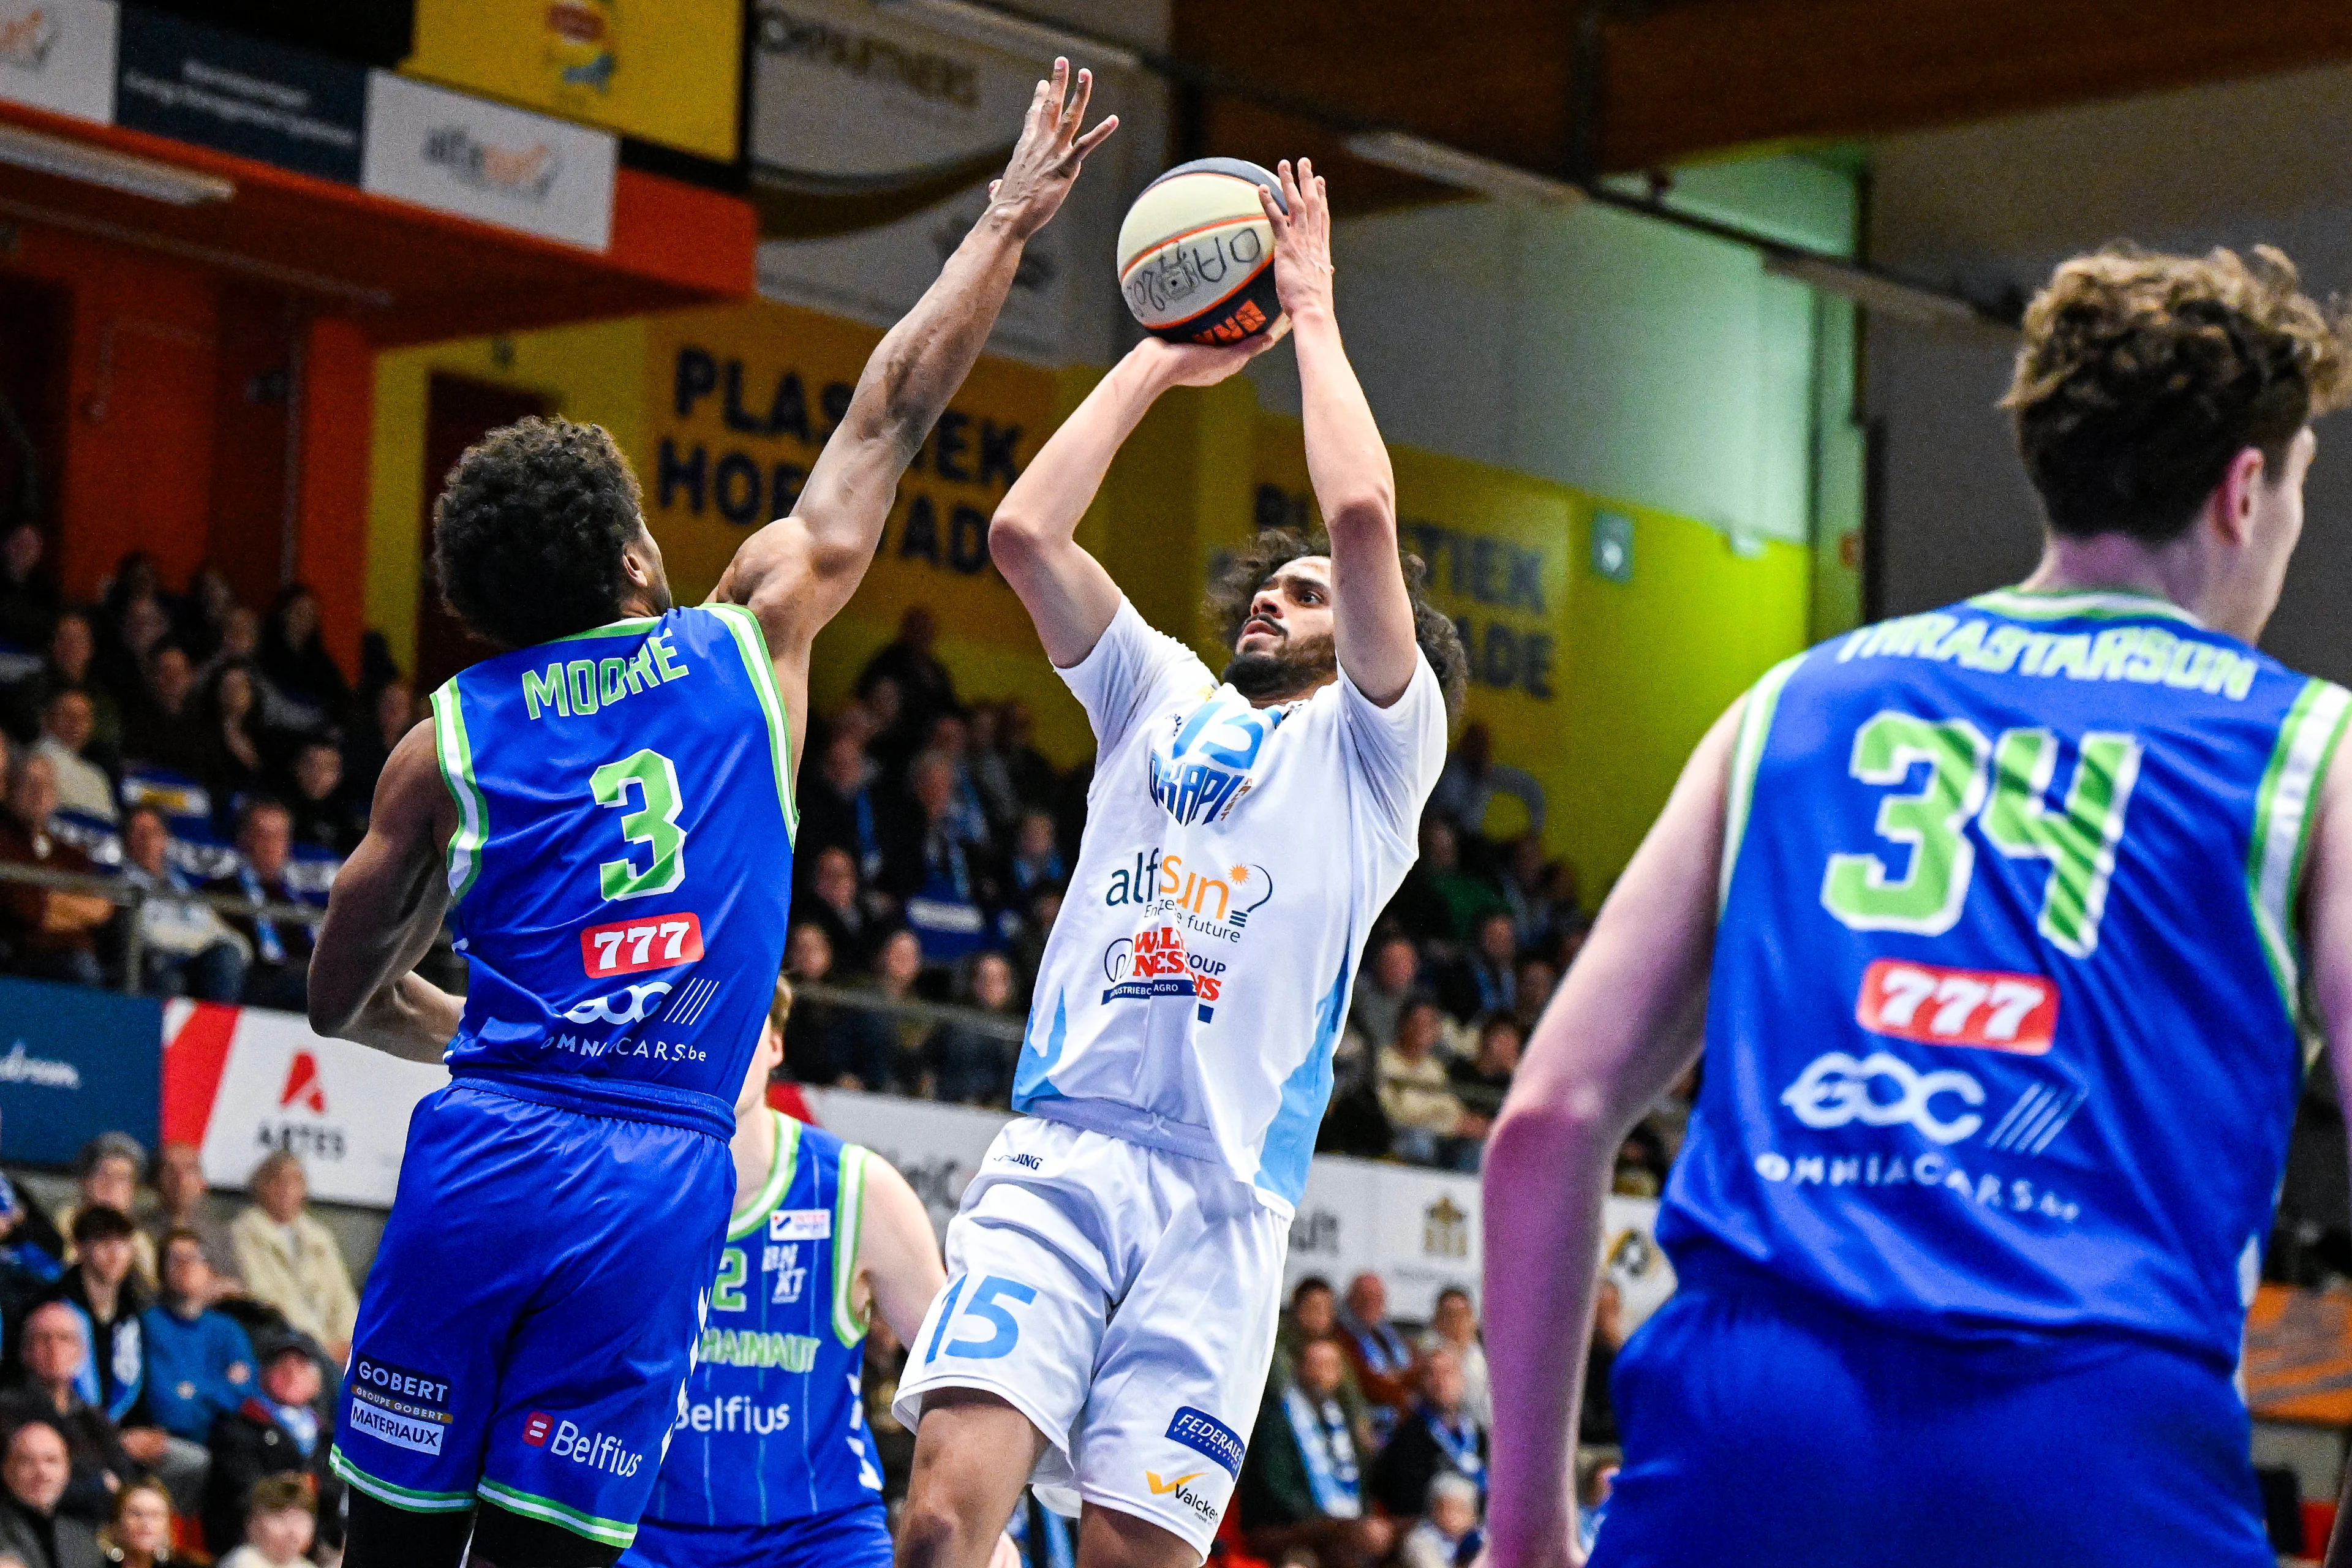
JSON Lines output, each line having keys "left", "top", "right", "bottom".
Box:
{"left": 1820, "top": 712, "right": 2141, "bottom": 959}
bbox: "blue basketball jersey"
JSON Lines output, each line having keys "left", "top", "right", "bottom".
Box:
{"left": 643, "top": 1112, "right": 881, "bottom": 1528}
{"left": 1670, "top": 587, "right": 2352, "bottom": 1365}
{"left": 430, "top": 605, "right": 797, "bottom": 1139}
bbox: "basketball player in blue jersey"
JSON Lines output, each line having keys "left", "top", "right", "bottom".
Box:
{"left": 1482, "top": 244, "right": 2352, "bottom": 1568}
{"left": 892, "top": 161, "right": 1464, "bottom": 1568}
{"left": 621, "top": 979, "right": 961, "bottom": 1568}
{"left": 300, "top": 62, "right": 1118, "bottom": 1568}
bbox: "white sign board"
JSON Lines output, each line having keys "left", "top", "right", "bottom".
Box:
{"left": 361, "top": 70, "right": 616, "bottom": 252}
{"left": 166, "top": 1001, "right": 449, "bottom": 1207}
{"left": 748, "top": 0, "right": 1074, "bottom": 363}
{"left": 0, "top": 0, "right": 116, "bottom": 123}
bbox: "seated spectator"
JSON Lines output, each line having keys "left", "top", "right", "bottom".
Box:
{"left": 1272, "top": 1276, "right": 1374, "bottom": 1455}
{"left": 1417, "top": 1286, "right": 1491, "bottom": 1430}
{"left": 1398, "top": 1472, "right": 1482, "bottom": 1568}
{"left": 339, "top": 679, "right": 413, "bottom": 824}
{"left": 1370, "top": 1346, "right": 1487, "bottom": 1520}
{"left": 47, "top": 1208, "right": 150, "bottom": 1426}
{"left": 856, "top": 608, "right": 957, "bottom": 742}
{"left": 1379, "top": 1000, "right": 1487, "bottom": 1171}
{"left": 802, "top": 845, "right": 884, "bottom": 973}
{"left": 965, "top": 703, "right": 1023, "bottom": 833}
{"left": 144, "top": 1144, "right": 238, "bottom": 1292}
{"left": 883, "top": 752, "right": 1000, "bottom": 965}
{"left": 0, "top": 1303, "right": 142, "bottom": 1524}
{"left": 252, "top": 587, "right": 348, "bottom": 739}
{"left": 1449, "top": 1015, "right": 1522, "bottom": 1123}
{"left": 197, "top": 608, "right": 259, "bottom": 692}
{"left": 799, "top": 725, "right": 889, "bottom": 888}
{"left": 121, "top": 647, "right": 200, "bottom": 776}
{"left": 6, "top": 612, "right": 121, "bottom": 772}
{"left": 0, "top": 1165, "right": 64, "bottom": 1284}
{"left": 119, "top": 807, "right": 247, "bottom": 1003}
{"left": 1439, "top": 910, "right": 1518, "bottom": 1023}
{"left": 1511, "top": 955, "right": 1557, "bottom": 1037}
{"left": 922, "top": 951, "right": 1019, "bottom": 1106}
{"left": 202, "top": 1338, "right": 339, "bottom": 1562}
{"left": 1006, "top": 809, "right": 1063, "bottom": 897}
{"left": 204, "top": 802, "right": 314, "bottom": 1014}
{"left": 1348, "top": 933, "right": 1420, "bottom": 1053}
{"left": 1335, "top": 1272, "right": 1419, "bottom": 1446}
{"left": 140, "top": 1229, "right": 255, "bottom": 1447}
{"left": 31, "top": 695, "right": 110, "bottom": 831}
{"left": 779, "top": 923, "right": 895, "bottom": 1091}
{"left": 859, "top": 929, "right": 932, "bottom": 1087}
{"left": 192, "top": 663, "right": 269, "bottom": 823}
{"left": 1494, "top": 832, "right": 1561, "bottom": 956}
{"left": 1387, "top": 818, "right": 1504, "bottom": 948}
{"left": 214, "top": 1474, "right": 315, "bottom": 1568}
{"left": 172, "top": 567, "right": 236, "bottom": 668}
{"left": 228, "top": 1155, "right": 355, "bottom": 1364}
{"left": 993, "top": 698, "right": 1059, "bottom": 809}
{"left": 0, "top": 1419, "right": 101, "bottom": 1568}
{"left": 0, "top": 753, "right": 113, "bottom": 987}
{"left": 923, "top": 711, "right": 994, "bottom": 851}
{"left": 94, "top": 1478, "right": 170, "bottom": 1568}
{"left": 282, "top": 742, "right": 358, "bottom": 859}
{"left": 1238, "top": 1339, "right": 1392, "bottom": 1568}
{"left": 1006, "top": 886, "right": 1060, "bottom": 1001}
{"left": 53, "top": 1136, "right": 154, "bottom": 1286}
{"left": 1427, "top": 722, "right": 1545, "bottom": 848}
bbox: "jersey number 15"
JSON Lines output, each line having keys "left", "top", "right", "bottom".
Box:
{"left": 1819, "top": 712, "right": 2141, "bottom": 959}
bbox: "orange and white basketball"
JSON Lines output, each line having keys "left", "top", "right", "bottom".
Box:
{"left": 1116, "top": 158, "right": 1287, "bottom": 345}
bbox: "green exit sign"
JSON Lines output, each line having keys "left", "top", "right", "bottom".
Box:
{"left": 1591, "top": 510, "right": 1634, "bottom": 584}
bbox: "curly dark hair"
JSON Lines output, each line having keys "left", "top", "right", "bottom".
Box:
{"left": 2002, "top": 244, "right": 2351, "bottom": 543}
{"left": 431, "top": 417, "right": 646, "bottom": 649}
{"left": 1205, "top": 527, "right": 1468, "bottom": 719}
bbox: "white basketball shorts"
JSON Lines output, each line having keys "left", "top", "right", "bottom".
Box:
{"left": 894, "top": 1116, "right": 1289, "bottom": 1558}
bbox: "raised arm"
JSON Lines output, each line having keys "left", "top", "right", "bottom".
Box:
{"left": 990, "top": 331, "right": 1277, "bottom": 666}
{"left": 710, "top": 59, "right": 1117, "bottom": 748}
{"left": 1259, "top": 160, "right": 1417, "bottom": 707}
{"left": 1480, "top": 703, "right": 1734, "bottom": 1568}
{"left": 306, "top": 723, "right": 464, "bottom": 1063}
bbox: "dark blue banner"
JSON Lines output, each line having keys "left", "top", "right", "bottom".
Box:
{"left": 0, "top": 979, "right": 160, "bottom": 1168}
{"left": 114, "top": 7, "right": 367, "bottom": 185}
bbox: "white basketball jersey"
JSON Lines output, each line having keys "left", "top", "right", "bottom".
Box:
{"left": 1012, "top": 599, "right": 1447, "bottom": 1213}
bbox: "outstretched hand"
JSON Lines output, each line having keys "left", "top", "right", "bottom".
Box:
{"left": 1134, "top": 315, "right": 1293, "bottom": 388}
{"left": 986, "top": 58, "right": 1120, "bottom": 240}
{"left": 1259, "top": 157, "right": 1335, "bottom": 318}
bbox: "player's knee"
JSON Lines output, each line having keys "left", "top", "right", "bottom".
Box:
{"left": 468, "top": 1501, "right": 626, "bottom": 1568}
{"left": 897, "top": 1490, "right": 994, "bottom": 1568}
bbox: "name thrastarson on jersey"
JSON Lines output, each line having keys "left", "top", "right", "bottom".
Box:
{"left": 1838, "top": 605, "right": 2259, "bottom": 701}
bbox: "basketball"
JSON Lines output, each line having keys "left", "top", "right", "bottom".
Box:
{"left": 1117, "top": 157, "right": 1288, "bottom": 344}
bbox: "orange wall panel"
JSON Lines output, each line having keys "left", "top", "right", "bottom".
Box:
{"left": 293, "top": 315, "right": 373, "bottom": 678}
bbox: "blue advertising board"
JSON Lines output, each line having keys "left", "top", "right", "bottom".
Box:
{"left": 113, "top": 6, "right": 367, "bottom": 184}
{"left": 0, "top": 978, "right": 160, "bottom": 1168}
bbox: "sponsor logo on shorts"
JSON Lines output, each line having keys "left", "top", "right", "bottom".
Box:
{"left": 996, "top": 1152, "right": 1044, "bottom": 1171}
{"left": 535, "top": 1417, "right": 644, "bottom": 1478}
{"left": 522, "top": 1412, "right": 554, "bottom": 1447}
{"left": 348, "top": 1396, "right": 447, "bottom": 1455}
{"left": 769, "top": 1208, "right": 831, "bottom": 1242}
{"left": 349, "top": 1355, "right": 453, "bottom": 1430}
{"left": 1145, "top": 1469, "right": 1221, "bottom": 1523}
{"left": 1165, "top": 1406, "right": 1245, "bottom": 1478}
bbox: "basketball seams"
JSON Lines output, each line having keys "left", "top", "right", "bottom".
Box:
{"left": 1116, "top": 210, "right": 1274, "bottom": 284}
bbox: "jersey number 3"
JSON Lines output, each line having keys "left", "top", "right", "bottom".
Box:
{"left": 1820, "top": 712, "right": 2142, "bottom": 958}
{"left": 593, "top": 749, "right": 687, "bottom": 901}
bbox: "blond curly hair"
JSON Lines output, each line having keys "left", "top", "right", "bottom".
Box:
{"left": 2002, "top": 244, "right": 2351, "bottom": 541}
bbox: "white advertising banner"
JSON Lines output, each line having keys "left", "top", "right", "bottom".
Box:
{"left": 801, "top": 1085, "right": 1009, "bottom": 1233}
{"left": 164, "top": 1001, "right": 448, "bottom": 1207}
{"left": 361, "top": 69, "right": 616, "bottom": 252}
{"left": 0, "top": 0, "right": 116, "bottom": 123}
{"left": 748, "top": 0, "right": 1074, "bottom": 364}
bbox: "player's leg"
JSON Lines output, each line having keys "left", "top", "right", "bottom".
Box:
{"left": 897, "top": 1389, "right": 1051, "bottom": 1568}
{"left": 894, "top": 1121, "right": 1143, "bottom": 1568}
{"left": 472, "top": 1110, "right": 736, "bottom": 1563}
{"left": 334, "top": 1087, "right": 536, "bottom": 1568}
{"left": 1065, "top": 1152, "right": 1286, "bottom": 1568}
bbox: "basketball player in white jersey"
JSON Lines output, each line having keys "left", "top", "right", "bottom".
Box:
{"left": 891, "top": 160, "right": 1466, "bottom": 1568}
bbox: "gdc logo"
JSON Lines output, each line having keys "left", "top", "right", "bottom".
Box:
{"left": 1779, "top": 1050, "right": 1985, "bottom": 1145}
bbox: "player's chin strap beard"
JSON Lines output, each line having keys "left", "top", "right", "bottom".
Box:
{"left": 1224, "top": 635, "right": 1338, "bottom": 706}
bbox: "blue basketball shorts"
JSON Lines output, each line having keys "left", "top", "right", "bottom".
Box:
{"left": 329, "top": 1081, "right": 733, "bottom": 1551}
{"left": 620, "top": 1499, "right": 894, "bottom": 1568}
{"left": 1589, "top": 1259, "right": 2272, "bottom": 1568}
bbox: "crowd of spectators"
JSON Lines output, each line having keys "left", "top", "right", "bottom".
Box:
{"left": 0, "top": 534, "right": 404, "bottom": 1012}
{"left": 0, "top": 1134, "right": 354, "bottom": 1567}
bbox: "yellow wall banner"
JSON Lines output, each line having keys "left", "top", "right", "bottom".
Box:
{"left": 404, "top": 0, "right": 741, "bottom": 162}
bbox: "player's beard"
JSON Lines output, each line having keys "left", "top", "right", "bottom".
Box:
{"left": 1223, "top": 628, "right": 1337, "bottom": 704}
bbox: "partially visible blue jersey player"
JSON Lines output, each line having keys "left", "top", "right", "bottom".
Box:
{"left": 1480, "top": 244, "right": 2352, "bottom": 1568}
{"left": 304, "top": 59, "right": 1120, "bottom": 1568}
{"left": 619, "top": 979, "right": 953, "bottom": 1568}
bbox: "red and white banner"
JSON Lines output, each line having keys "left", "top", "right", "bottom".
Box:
{"left": 162, "top": 1001, "right": 448, "bottom": 1207}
